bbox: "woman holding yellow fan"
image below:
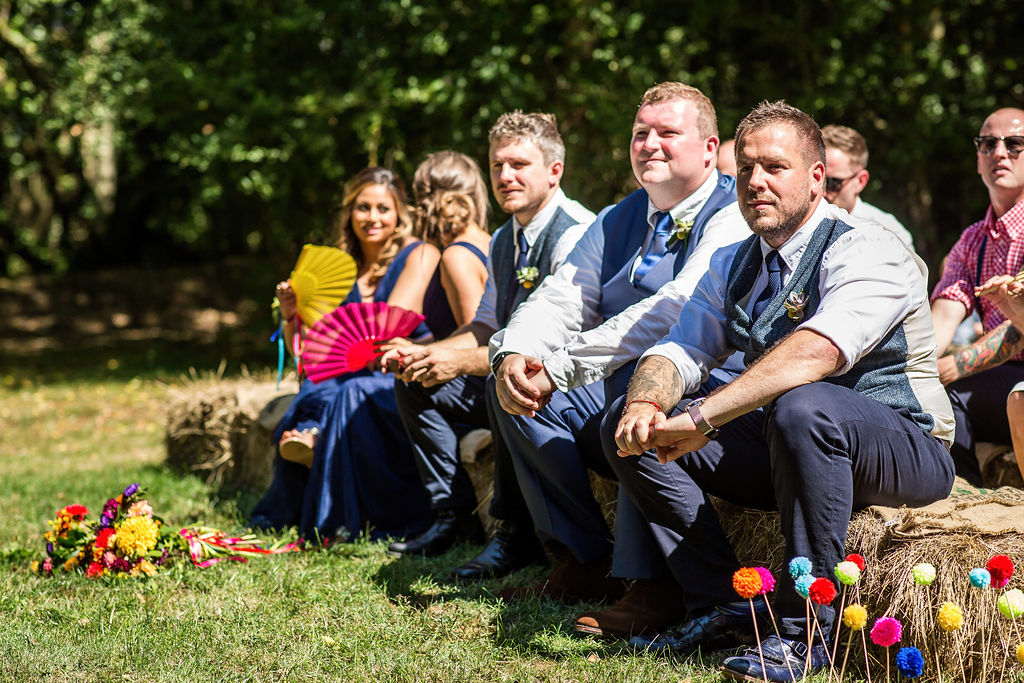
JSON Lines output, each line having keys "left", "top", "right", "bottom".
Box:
{"left": 252, "top": 166, "right": 440, "bottom": 537}
{"left": 252, "top": 155, "right": 491, "bottom": 544}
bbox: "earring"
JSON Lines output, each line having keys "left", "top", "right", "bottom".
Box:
{"left": 394, "top": 226, "right": 401, "bottom": 234}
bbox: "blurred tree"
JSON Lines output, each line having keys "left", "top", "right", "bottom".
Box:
{"left": 1, "top": 0, "right": 1022, "bottom": 276}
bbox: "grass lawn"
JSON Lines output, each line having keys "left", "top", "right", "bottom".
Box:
{"left": 0, "top": 352, "right": 835, "bottom": 682}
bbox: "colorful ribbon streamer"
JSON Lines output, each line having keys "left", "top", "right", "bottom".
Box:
{"left": 179, "top": 527, "right": 300, "bottom": 568}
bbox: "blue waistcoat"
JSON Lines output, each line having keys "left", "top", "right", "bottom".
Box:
{"left": 492, "top": 206, "right": 578, "bottom": 327}
{"left": 598, "top": 174, "right": 737, "bottom": 395}
{"left": 723, "top": 217, "right": 932, "bottom": 433}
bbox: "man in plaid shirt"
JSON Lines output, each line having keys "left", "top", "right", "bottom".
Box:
{"left": 931, "top": 107, "right": 1024, "bottom": 485}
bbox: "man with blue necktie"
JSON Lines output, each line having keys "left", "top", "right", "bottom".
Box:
{"left": 488, "top": 82, "right": 750, "bottom": 639}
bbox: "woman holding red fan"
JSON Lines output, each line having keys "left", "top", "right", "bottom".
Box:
{"left": 252, "top": 154, "right": 491, "bottom": 544}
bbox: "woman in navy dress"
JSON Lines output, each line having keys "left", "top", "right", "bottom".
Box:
{"left": 251, "top": 166, "right": 440, "bottom": 536}
{"left": 253, "top": 153, "right": 492, "bottom": 543}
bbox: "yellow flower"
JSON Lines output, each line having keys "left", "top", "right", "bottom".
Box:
{"left": 30, "top": 560, "right": 39, "bottom": 573}
{"left": 843, "top": 604, "right": 868, "bottom": 630}
{"left": 137, "top": 560, "right": 157, "bottom": 577}
{"left": 1016, "top": 642, "right": 1024, "bottom": 666}
{"left": 114, "top": 516, "right": 161, "bottom": 559}
{"left": 937, "top": 602, "right": 964, "bottom": 631}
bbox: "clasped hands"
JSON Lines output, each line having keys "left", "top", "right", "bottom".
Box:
{"left": 378, "top": 343, "right": 460, "bottom": 386}
{"left": 614, "top": 402, "right": 709, "bottom": 464}
{"left": 494, "top": 354, "right": 556, "bottom": 417}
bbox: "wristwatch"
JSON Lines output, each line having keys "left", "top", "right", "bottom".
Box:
{"left": 490, "top": 350, "right": 516, "bottom": 375}
{"left": 685, "top": 397, "right": 719, "bottom": 439}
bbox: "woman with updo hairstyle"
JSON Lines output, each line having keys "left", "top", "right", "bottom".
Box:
{"left": 251, "top": 166, "right": 445, "bottom": 541}
{"left": 278, "top": 151, "right": 493, "bottom": 544}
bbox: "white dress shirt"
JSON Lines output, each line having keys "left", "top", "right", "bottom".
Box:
{"left": 644, "top": 200, "right": 954, "bottom": 440}
{"left": 471, "top": 188, "right": 594, "bottom": 332}
{"left": 492, "top": 171, "right": 750, "bottom": 389}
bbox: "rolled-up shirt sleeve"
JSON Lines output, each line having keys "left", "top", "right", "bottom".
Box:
{"left": 930, "top": 228, "right": 979, "bottom": 314}
{"left": 641, "top": 245, "right": 739, "bottom": 395}
{"left": 491, "top": 207, "right": 609, "bottom": 359}
{"left": 545, "top": 206, "right": 750, "bottom": 391}
{"left": 799, "top": 228, "right": 918, "bottom": 374}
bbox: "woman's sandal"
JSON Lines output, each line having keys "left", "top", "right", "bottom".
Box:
{"left": 279, "top": 427, "right": 319, "bottom": 468}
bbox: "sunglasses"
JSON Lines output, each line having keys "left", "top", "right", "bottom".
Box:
{"left": 974, "top": 135, "right": 1024, "bottom": 158}
{"left": 824, "top": 173, "right": 858, "bottom": 194}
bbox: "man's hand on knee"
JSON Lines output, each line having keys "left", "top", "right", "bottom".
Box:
{"left": 614, "top": 403, "right": 666, "bottom": 456}
{"left": 495, "top": 354, "right": 546, "bottom": 417}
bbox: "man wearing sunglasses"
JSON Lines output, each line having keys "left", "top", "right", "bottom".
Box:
{"left": 931, "top": 107, "right": 1024, "bottom": 485}
{"left": 822, "top": 125, "right": 914, "bottom": 251}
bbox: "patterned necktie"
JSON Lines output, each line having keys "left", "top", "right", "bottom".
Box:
{"left": 633, "top": 211, "right": 675, "bottom": 283}
{"left": 751, "top": 249, "right": 783, "bottom": 320}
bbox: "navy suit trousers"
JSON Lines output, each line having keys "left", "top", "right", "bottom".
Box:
{"left": 605, "top": 382, "right": 954, "bottom": 639}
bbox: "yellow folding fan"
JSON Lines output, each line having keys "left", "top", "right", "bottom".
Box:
{"left": 288, "top": 245, "right": 358, "bottom": 327}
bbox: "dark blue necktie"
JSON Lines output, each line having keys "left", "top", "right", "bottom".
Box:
{"left": 751, "top": 249, "right": 783, "bottom": 320}
{"left": 633, "top": 211, "right": 675, "bottom": 284}
{"left": 516, "top": 229, "right": 529, "bottom": 271}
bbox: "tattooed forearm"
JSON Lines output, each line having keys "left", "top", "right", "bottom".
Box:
{"left": 625, "top": 355, "right": 684, "bottom": 412}
{"left": 952, "top": 321, "right": 1024, "bottom": 380}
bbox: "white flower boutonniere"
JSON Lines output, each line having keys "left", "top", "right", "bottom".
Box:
{"left": 784, "top": 290, "right": 808, "bottom": 321}
{"left": 666, "top": 218, "right": 695, "bottom": 248}
{"left": 516, "top": 266, "right": 540, "bottom": 289}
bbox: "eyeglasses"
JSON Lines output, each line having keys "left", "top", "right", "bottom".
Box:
{"left": 974, "top": 135, "right": 1024, "bottom": 158}
{"left": 824, "top": 173, "right": 859, "bottom": 194}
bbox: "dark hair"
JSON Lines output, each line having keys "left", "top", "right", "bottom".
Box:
{"left": 332, "top": 167, "right": 413, "bottom": 286}
{"left": 735, "top": 100, "right": 825, "bottom": 166}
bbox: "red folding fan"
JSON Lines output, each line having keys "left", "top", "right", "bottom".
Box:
{"left": 301, "top": 302, "right": 425, "bottom": 383}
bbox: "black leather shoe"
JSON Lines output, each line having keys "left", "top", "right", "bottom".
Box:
{"left": 387, "top": 510, "right": 484, "bottom": 557}
{"left": 721, "top": 635, "right": 830, "bottom": 682}
{"left": 628, "top": 601, "right": 765, "bottom": 658}
{"left": 450, "top": 521, "right": 546, "bottom": 581}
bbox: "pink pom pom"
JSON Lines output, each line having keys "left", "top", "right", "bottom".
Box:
{"left": 754, "top": 567, "right": 775, "bottom": 595}
{"left": 870, "top": 617, "right": 902, "bottom": 647}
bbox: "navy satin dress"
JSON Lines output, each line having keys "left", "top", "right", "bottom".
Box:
{"left": 250, "top": 241, "right": 467, "bottom": 542}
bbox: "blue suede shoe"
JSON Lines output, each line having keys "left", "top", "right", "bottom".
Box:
{"left": 627, "top": 601, "right": 765, "bottom": 658}
{"left": 720, "top": 634, "right": 831, "bottom": 682}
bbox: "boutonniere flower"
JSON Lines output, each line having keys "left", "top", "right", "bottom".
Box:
{"left": 784, "top": 290, "right": 807, "bottom": 321}
{"left": 666, "top": 218, "right": 695, "bottom": 248}
{"left": 516, "top": 266, "right": 540, "bottom": 289}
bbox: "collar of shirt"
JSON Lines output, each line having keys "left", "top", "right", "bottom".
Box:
{"left": 984, "top": 195, "right": 1024, "bottom": 240}
{"left": 644, "top": 170, "right": 721, "bottom": 229}
{"left": 757, "top": 199, "right": 833, "bottom": 283}
{"left": 512, "top": 187, "right": 567, "bottom": 247}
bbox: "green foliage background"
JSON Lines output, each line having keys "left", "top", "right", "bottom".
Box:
{"left": 2, "top": 0, "right": 1023, "bottom": 276}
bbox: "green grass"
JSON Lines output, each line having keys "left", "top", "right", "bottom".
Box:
{"left": 0, "top": 355, "right": 833, "bottom": 682}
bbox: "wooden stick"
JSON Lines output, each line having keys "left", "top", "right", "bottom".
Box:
{"left": 749, "top": 599, "right": 768, "bottom": 683}
{"left": 763, "top": 600, "right": 797, "bottom": 682}
{"left": 975, "top": 269, "right": 1024, "bottom": 296}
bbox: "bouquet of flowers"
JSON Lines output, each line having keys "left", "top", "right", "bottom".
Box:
{"left": 33, "top": 483, "right": 298, "bottom": 578}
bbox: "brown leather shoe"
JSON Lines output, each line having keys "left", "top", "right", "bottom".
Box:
{"left": 496, "top": 554, "right": 625, "bottom": 604}
{"left": 574, "top": 578, "right": 686, "bottom": 639}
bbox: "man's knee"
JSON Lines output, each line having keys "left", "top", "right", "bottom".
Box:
{"left": 766, "top": 383, "right": 846, "bottom": 442}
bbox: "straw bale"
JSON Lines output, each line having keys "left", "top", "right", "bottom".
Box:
{"left": 165, "top": 370, "right": 296, "bottom": 490}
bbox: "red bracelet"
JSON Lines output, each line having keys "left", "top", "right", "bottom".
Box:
{"left": 623, "top": 399, "right": 662, "bottom": 413}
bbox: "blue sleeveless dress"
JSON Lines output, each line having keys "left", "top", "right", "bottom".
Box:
{"left": 250, "top": 241, "right": 468, "bottom": 542}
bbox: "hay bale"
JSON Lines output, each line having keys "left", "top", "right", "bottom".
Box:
{"left": 165, "top": 370, "right": 296, "bottom": 490}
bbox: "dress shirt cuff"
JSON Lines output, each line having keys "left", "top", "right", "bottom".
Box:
{"left": 930, "top": 283, "right": 975, "bottom": 314}
{"left": 640, "top": 343, "right": 703, "bottom": 397}
{"left": 543, "top": 348, "right": 576, "bottom": 393}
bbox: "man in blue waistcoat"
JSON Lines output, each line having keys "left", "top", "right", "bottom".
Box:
{"left": 611, "top": 101, "right": 954, "bottom": 682}
{"left": 488, "top": 82, "right": 751, "bottom": 638}
{"left": 384, "top": 112, "right": 595, "bottom": 575}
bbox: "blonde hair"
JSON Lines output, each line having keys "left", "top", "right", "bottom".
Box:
{"left": 639, "top": 82, "right": 718, "bottom": 140}
{"left": 332, "top": 167, "right": 413, "bottom": 286}
{"left": 412, "top": 151, "right": 489, "bottom": 247}
{"left": 488, "top": 111, "right": 565, "bottom": 165}
{"left": 821, "top": 124, "right": 869, "bottom": 169}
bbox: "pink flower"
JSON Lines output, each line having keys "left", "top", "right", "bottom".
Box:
{"left": 870, "top": 617, "right": 902, "bottom": 647}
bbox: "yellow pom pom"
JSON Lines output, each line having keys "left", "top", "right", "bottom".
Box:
{"left": 937, "top": 602, "right": 964, "bottom": 631}
{"left": 843, "top": 604, "right": 868, "bottom": 630}
{"left": 1017, "top": 642, "right": 1024, "bottom": 666}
